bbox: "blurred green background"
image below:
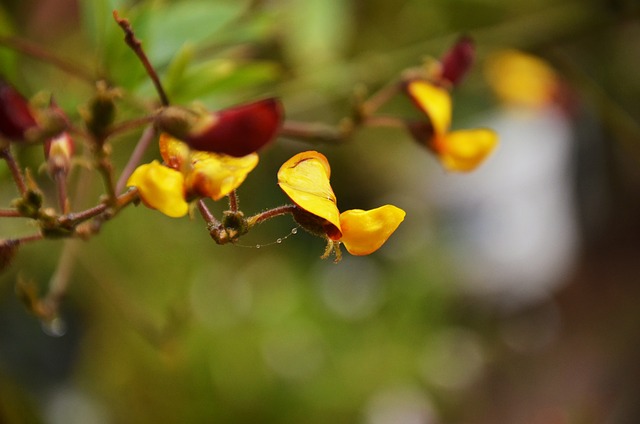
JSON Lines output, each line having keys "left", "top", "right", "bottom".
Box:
{"left": 2, "top": 0, "right": 640, "bottom": 423}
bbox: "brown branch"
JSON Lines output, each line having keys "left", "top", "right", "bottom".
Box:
{"left": 113, "top": 11, "right": 170, "bottom": 106}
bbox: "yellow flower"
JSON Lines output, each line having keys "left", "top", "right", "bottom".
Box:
{"left": 484, "top": 49, "right": 558, "bottom": 109}
{"left": 406, "top": 80, "right": 498, "bottom": 172}
{"left": 126, "top": 134, "right": 258, "bottom": 217}
{"left": 127, "top": 160, "right": 189, "bottom": 218}
{"left": 278, "top": 151, "right": 405, "bottom": 257}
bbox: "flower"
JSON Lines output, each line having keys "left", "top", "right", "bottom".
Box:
{"left": 0, "top": 77, "right": 38, "bottom": 142}
{"left": 127, "top": 133, "right": 258, "bottom": 217}
{"left": 405, "top": 79, "right": 498, "bottom": 172}
{"left": 484, "top": 49, "right": 559, "bottom": 109}
{"left": 156, "top": 97, "right": 283, "bottom": 157}
{"left": 277, "top": 151, "right": 405, "bottom": 259}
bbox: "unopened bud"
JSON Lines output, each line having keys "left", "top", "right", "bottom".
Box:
{"left": 44, "top": 132, "right": 75, "bottom": 175}
{"left": 438, "top": 36, "right": 475, "bottom": 87}
{"left": 0, "top": 77, "right": 38, "bottom": 141}
{"left": 157, "top": 98, "right": 284, "bottom": 157}
{"left": 82, "top": 81, "right": 120, "bottom": 140}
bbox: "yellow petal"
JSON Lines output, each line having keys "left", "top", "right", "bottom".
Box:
{"left": 126, "top": 160, "right": 189, "bottom": 218}
{"left": 435, "top": 128, "right": 498, "bottom": 172}
{"left": 277, "top": 151, "right": 341, "bottom": 235}
{"left": 406, "top": 80, "right": 452, "bottom": 135}
{"left": 159, "top": 132, "right": 191, "bottom": 171}
{"left": 186, "top": 151, "right": 259, "bottom": 201}
{"left": 484, "top": 50, "right": 558, "bottom": 109}
{"left": 339, "top": 205, "right": 406, "bottom": 256}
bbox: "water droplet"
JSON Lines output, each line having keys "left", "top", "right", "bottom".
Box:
{"left": 291, "top": 228, "right": 298, "bottom": 235}
{"left": 276, "top": 238, "right": 282, "bottom": 244}
{"left": 256, "top": 244, "right": 261, "bottom": 249}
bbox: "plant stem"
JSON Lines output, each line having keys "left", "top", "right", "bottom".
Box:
{"left": 197, "top": 199, "right": 221, "bottom": 228}
{"left": 279, "top": 121, "right": 346, "bottom": 143}
{"left": 228, "top": 190, "right": 239, "bottom": 212}
{"left": 0, "top": 35, "right": 96, "bottom": 83}
{"left": 113, "top": 11, "right": 170, "bottom": 106}
{"left": 0, "top": 147, "right": 27, "bottom": 195}
{"left": 116, "top": 124, "right": 155, "bottom": 194}
{"left": 0, "top": 209, "right": 21, "bottom": 217}
{"left": 246, "top": 204, "right": 297, "bottom": 227}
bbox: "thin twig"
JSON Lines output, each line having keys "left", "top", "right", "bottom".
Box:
{"left": 0, "top": 35, "right": 96, "bottom": 83}
{"left": 0, "top": 147, "right": 27, "bottom": 195}
{"left": 113, "top": 11, "right": 170, "bottom": 106}
{"left": 116, "top": 125, "right": 155, "bottom": 194}
{"left": 0, "top": 209, "right": 21, "bottom": 217}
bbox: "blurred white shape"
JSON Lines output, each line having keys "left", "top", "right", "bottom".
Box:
{"left": 315, "top": 257, "right": 384, "bottom": 320}
{"left": 364, "top": 385, "right": 439, "bottom": 424}
{"left": 420, "top": 328, "right": 485, "bottom": 391}
{"left": 44, "top": 384, "right": 108, "bottom": 424}
{"left": 431, "top": 107, "right": 578, "bottom": 306}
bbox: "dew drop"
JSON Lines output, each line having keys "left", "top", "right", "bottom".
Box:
{"left": 256, "top": 244, "right": 261, "bottom": 249}
{"left": 276, "top": 238, "right": 282, "bottom": 244}
{"left": 291, "top": 228, "right": 298, "bottom": 235}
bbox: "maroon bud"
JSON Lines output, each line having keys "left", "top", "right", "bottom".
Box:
{"left": 185, "top": 98, "right": 284, "bottom": 157}
{"left": 439, "top": 36, "right": 475, "bottom": 87}
{"left": 0, "top": 78, "right": 38, "bottom": 141}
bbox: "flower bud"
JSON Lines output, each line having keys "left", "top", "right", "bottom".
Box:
{"left": 157, "top": 98, "right": 284, "bottom": 157}
{"left": 44, "top": 132, "right": 75, "bottom": 176}
{"left": 438, "top": 36, "right": 475, "bottom": 87}
{"left": 82, "top": 81, "right": 120, "bottom": 140}
{"left": 0, "top": 77, "right": 38, "bottom": 141}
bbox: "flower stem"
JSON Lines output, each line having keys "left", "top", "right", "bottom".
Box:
{"left": 113, "top": 11, "right": 170, "bottom": 106}
{"left": 228, "top": 190, "right": 239, "bottom": 212}
{"left": 53, "top": 170, "right": 70, "bottom": 214}
{"left": 116, "top": 124, "right": 155, "bottom": 194}
{"left": 197, "top": 199, "right": 221, "bottom": 228}
{"left": 246, "top": 204, "right": 297, "bottom": 227}
{"left": 0, "top": 147, "right": 27, "bottom": 195}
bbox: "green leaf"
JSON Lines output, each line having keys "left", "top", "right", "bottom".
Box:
{"left": 144, "top": 0, "right": 251, "bottom": 67}
{"left": 166, "top": 59, "right": 281, "bottom": 105}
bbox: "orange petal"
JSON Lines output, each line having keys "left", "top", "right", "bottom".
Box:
{"left": 339, "top": 205, "right": 406, "bottom": 256}
{"left": 159, "top": 133, "right": 191, "bottom": 171}
{"left": 186, "top": 151, "right": 259, "bottom": 201}
{"left": 435, "top": 128, "right": 498, "bottom": 172}
{"left": 405, "top": 80, "right": 452, "bottom": 135}
{"left": 126, "top": 161, "right": 189, "bottom": 217}
{"left": 277, "top": 151, "right": 341, "bottom": 236}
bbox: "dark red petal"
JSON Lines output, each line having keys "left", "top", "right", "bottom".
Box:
{"left": 0, "top": 78, "right": 38, "bottom": 141}
{"left": 186, "top": 98, "right": 284, "bottom": 157}
{"left": 439, "top": 36, "right": 475, "bottom": 86}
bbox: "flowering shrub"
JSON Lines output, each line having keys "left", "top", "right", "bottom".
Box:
{"left": 0, "top": 12, "right": 497, "bottom": 324}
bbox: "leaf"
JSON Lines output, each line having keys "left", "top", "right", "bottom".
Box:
{"left": 144, "top": 0, "right": 251, "bottom": 67}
